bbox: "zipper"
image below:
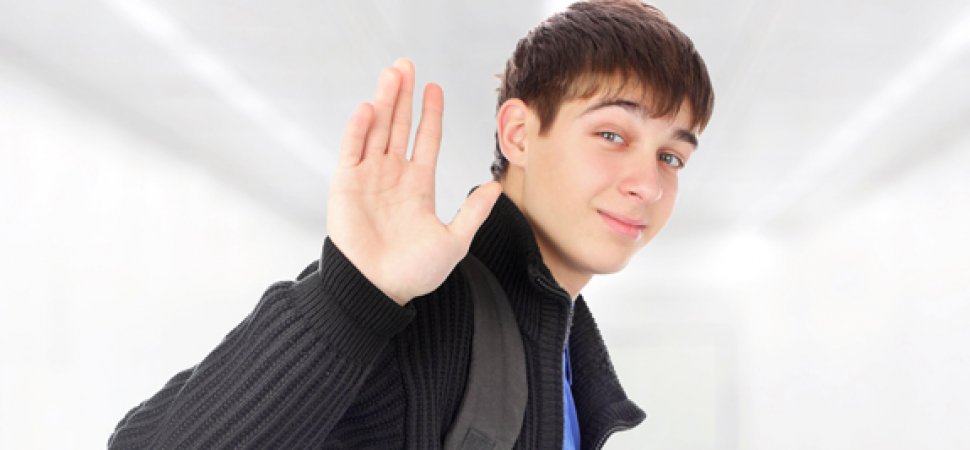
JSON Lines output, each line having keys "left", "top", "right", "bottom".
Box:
{"left": 534, "top": 276, "right": 574, "bottom": 352}
{"left": 534, "top": 273, "right": 575, "bottom": 450}
{"left": 534, "top": 274, "right": 639, "bottom": 449}
{"left": 533, "top": 274, "right": 568, "bottom": 298}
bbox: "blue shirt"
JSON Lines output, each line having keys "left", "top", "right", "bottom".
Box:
{"left": 563, "top": 339, "right": 581, "bottom": 449}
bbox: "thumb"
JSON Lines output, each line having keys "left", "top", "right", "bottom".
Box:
{"left": 448, "top": 181, "right": 502, "bottom": 248}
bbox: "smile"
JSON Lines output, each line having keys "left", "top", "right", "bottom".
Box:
{"left": 597, "top": 210, "right": 646, "bottom": 240}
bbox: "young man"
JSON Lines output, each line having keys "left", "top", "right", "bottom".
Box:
{"left": 108, "top": 1, "right": 713, "bottom": 448}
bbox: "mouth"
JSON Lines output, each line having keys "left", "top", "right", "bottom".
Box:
{"left": 597, "top": 210, "right": 646, "bottom": 240}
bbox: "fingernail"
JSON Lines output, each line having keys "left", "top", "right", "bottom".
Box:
{"left": 393, "top": 58, "right": 412, "bottom": 73}
{"left": 380, "top": 67, "right": 397, "bottom": 83}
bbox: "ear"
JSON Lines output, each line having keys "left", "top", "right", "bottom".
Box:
{"left": 496, "top": 98, "right": 530, "bottom": 169}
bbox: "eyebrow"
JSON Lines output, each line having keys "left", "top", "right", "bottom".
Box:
{"left": 580, "top": 98, "right": 699, "bottom": 149}
{"left": 674, "top": 128, "right": 698, "bottom": 148}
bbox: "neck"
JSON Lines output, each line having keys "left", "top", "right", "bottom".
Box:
{"left": 499, "top": 177, "right": 590, "bottom": 301}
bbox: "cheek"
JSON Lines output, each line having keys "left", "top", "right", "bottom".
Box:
{"left": 652, "top": 176, "right": 680, "bottom": 222}
{"left": 531, "top": 139, "right": 610, "bottom": 190}
{"left": 576, "top": 146, "right": 626, "bottom": 190}
{"left": 662, "top": 173, "right": 679, "bottom": 199}
{"left": 526, "top": 141, "right": 567, "bottom": 183}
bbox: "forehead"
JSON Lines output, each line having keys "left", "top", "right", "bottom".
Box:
{"left": 563, "top": 73, "right": 697, "bottom": 127}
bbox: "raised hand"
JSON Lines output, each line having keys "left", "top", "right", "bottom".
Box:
{"left": 326, "top": 59, "right": 502, "bottom": 306}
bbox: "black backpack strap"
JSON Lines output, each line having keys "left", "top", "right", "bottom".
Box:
{"left": 443, "top": 255, "right": 527, "bottom": 450}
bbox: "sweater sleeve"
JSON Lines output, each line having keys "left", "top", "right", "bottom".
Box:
{"left": 107, "top": 238, "right": 415, "bottom": 449}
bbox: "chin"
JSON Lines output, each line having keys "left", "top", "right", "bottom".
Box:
{"left": 582, "top": 251, "right": 634, "bottom": 275}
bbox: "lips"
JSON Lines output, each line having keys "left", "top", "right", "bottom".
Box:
{"left": 597, "top": 210, "right": 646, "bottom": 240}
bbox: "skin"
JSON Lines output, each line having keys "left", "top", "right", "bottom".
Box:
{"left": 497, "top": 91, "right": 699, "bottom": 300}
{"left": 327, "top": 59, "right": 501, "bottom": 306}
{"left": 328, "top": 59, "right": 698, "bottom": 305}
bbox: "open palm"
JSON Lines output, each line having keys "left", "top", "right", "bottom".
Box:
{"left": 326, "top": 60, "right": 501, "bottom": 305}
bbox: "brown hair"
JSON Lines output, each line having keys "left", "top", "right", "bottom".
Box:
{"left": 491, "top": 0, "right": 715, "bottom": 179}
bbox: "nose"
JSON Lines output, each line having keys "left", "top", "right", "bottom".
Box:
{"left": 620, "top": 156, "right": 664, "bottom": 203}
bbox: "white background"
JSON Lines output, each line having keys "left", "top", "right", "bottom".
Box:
{"left": 2, "top": 0, "right": 969, "bottom": 448}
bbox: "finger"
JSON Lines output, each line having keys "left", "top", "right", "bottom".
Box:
{"left": 363, "top": 67, "right": 402, "bottom": 159}
{"left": 337, "top": 102, "right": 374, "bottom": 168}
{"left": 411, "top": 83, "right": 444, "bottom": 169}
{"left": 447, "top": 181, "right": 502, "bottom": 248}
{"left": 387, "top": 58, "right": 415, "bottom": 158}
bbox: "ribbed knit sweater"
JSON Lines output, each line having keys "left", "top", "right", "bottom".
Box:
{"left": 108, "top": 193, "right": 645, "bottom": 449}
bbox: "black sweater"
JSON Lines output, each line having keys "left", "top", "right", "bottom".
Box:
{"left": 108, "top": 194, "right": 645, "bottom": 449}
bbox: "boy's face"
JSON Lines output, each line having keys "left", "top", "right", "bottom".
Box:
{"left": 504, "top": 87, "right": 698, "bottom": 291}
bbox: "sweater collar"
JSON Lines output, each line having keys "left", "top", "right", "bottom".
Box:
{"left": 468, "top": 191, "right": 572, "bottom": 343}
{"left": 469, "top": 191, "right": 565, "bottom": 299}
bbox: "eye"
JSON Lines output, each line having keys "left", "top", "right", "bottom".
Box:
{"left": 597, "top": 131, "right": 625, "bottom": 144}
{"left": 659, "top": 152, "right": 685, "bottom": 169}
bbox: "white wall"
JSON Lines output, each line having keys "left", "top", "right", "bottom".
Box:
{"left": 735, "top": 135, "right": 970, "bottom": 450}
{"left": 0, "top": 60, "right": 321, "bottom": 449}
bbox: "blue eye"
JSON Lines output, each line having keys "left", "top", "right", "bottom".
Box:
{"left": 597, "top": 131, "right": 625, "bottom": 144}
{"left": 659, "top": 153, "right": 685, "bottom": 169}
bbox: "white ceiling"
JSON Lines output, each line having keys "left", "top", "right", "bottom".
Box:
{"left": 2, "top": 0, "right": 968, "bottom": 259}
